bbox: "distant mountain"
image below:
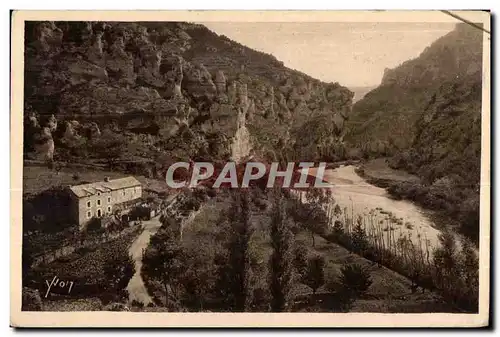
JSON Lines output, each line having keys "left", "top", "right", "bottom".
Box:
{"left": 350, "top": 86, "right": 378, "bottom": 103}
{"left": 345, "top": 23, "right": 483, "bottom": 241}
{"left": 346, "top": 23, "right": 482, "bottom": 152}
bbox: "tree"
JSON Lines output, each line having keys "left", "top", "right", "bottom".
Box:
{"left": 90, "top": 129, "right": 126, "bottom": 169}
{"left": 433, "top": 231, "right": 458, "bottom": 290}
{"left": 338, "top": 263, "right": 372, "bottom": 298}
{"left": 303, "top": 254, "right": 325, "bottom": 294}
{"left": 269, "top": 191, "right": 294, "bottom": 312}
{"left": 215, "top": 191, "right": 254, "bottom": 311}
{"left": 333, "top": 204, "right": 342, "bottom": 217}
{"left": 293, "top": 243, "right": 309, "bottom": 279}
{"left": 142, "top": 229, "right": 185, "bottom": 306}
{"left": 180, "top": 242, "right": 217, "bottom": 311}
{"left": 457, "top": 238, "right": 479, "bottom": 311}
{"left": 332, "top": 220, "right": 345, "bottom": 238}
{"left": 351, "top": 216, "right": 368, "bottom": 253}
{"left": 291, "top": 189, "right": 332, "bottom": 247}
{"left": 103, "top": 250, "right": 135, "bottom": 301}
{"left": 459, "top": 238, "right": 479, "bottom": 292}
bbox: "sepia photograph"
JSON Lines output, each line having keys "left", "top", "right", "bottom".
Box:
{"left": 10, "top": 10, "right": 490, "bottom": 327}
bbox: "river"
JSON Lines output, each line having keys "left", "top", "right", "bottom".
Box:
{"left": 318, "top": 165, "right": 443, "bottom": 252}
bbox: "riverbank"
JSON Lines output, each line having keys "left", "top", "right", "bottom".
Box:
{"left": 354, "top": 158, "right": 420, "bottom": 187}
{"left": 316, "top": 165, "right": 441, "bottom": 252}
{"left": 355, "top": 158, "right": 478, "bottom": 244}
{"left": 291, "top": 170, "right": 478, "bottom": 312}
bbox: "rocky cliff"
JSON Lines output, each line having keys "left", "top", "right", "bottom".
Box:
{"left": 23, "top": 21, "right": 353, "bottom": 169}
{"left": 346, "top": 23, "right": 483, "bottom": 153}
{"left": 345, "top": 23, "right": 483, "bottom": 241}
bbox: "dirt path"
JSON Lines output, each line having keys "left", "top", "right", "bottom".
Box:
{"left": 126, "top": 217, "right": 163, "bottom": 305}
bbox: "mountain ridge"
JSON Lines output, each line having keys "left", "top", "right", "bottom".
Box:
{"left": 345, "top": 22, "right": 483, "bottom": 241}
{"left": 23, "top": 21, "right": 354, "bottom": 171}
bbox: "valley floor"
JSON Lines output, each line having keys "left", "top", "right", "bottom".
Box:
{"left": 357, "top": 158, "right": 420, "bottom": 185}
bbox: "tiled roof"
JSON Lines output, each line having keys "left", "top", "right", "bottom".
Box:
{"left": 69, "top": 176, "right": 141, "bottom": 198}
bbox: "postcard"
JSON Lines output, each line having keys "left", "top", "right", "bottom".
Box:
{"left": 10, "top": 10, "right": 490, "bottom": 328}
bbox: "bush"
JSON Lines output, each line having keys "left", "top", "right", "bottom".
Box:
{"left": 86, "top": 217, "right": 103, "bottom": 232}
{"left": 302, "top": 254, "right": 325, "bottom": 294}
{"left": 351, "top": 218, "right": 368, "bottom": 254}
{"left": 293, "top": 244, "right": 309, "bottom": 278}
{"left": 131, "top": 300, "right": 145, "bottom": 308}
{"left": 338, "top": 263, "right": 372, "bottom": 298}
{"left": 332, "top": 220, "right": 344, "bottom": 237}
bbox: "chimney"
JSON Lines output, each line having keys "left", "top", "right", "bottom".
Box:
{"left": 104, "top": 177, "right": 110, "bottom": 182}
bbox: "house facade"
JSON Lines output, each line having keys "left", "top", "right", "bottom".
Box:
{"left": 68, "top": 176, "right": 142, "bottom": 229}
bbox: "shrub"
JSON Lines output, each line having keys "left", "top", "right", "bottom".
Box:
{"left": 131, "top": 300, "right": 145, "bottom": 308}
{"left": 351, "top": 217, "right": 368, "bottom": 254}
{"left": 86, "top": 217, "right": 103, "bottom": 232}
{"left": 338, "top": 263, "right": 372, "bottom": 298}
{"left": 332, "top": 220, "right": 345, "bottom": 237}
{"left": 293, "top": 244, "right": 309, "bottom": 278}
{"left": 302, "top": 254, "right": 325, "bottom": 294}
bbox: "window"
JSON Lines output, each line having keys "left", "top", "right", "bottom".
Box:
{"left": 97, "top": 199, "right": 101, "bottom": 206}
{"left": 87, "top": 201, "right": 91, "bottom": 208}
{"left": 123, "top": 191, "right": 126, "bottom": 196}
{"left": 107, "top": 197, "right": 111, "bottom": 203}
{"left": 97, "top": 209, "right": 102, "bottom": 217}
{"left": 107, "top": 206, "right": 111, "bottom": 213}
{"left": 97, "top": 192, "right": 101, "bottom": 196}
{"left": 87, "top": 211, "right": 92, "bottom": 219}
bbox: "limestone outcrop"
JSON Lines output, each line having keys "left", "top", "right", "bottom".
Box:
{"left": 24, "top": 21, "right": 353, "bottom": 165}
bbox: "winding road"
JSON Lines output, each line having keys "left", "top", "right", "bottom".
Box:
{"left": 126, "top": 216, "right": 163, "bottom": 305}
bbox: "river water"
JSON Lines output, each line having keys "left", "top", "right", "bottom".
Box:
{"left": 316, "top": 165, "right": 443, "bottom": 252}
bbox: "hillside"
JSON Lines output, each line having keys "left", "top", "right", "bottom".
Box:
{"left": 345, "top": 23, "right": 483, "bottom": 241}
{"left": 23, "top": 21, "right": 354, "bottom": 173}
{"left": 346, "top": 23, "right": 482, "bottom": 151}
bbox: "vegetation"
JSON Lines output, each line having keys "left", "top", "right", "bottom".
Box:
{"left": 299, "top": 195, "right": 480, "bottom": 313}
{"left": 289, "top": 189, "right": 332, "bottom": 247}
{"left": 216, "top": 191, "right": 254, "bottom": 312}
{"left": 103, "top": 251, "right": 135, "bottom": 302}
{"left": 142, "top": 225, "right": 185, "bottom": 308}
{"left": 21, "top": 21, "right": 482, "bottom": 315}
{"left": 302, "top": 254, "right": 325, "bottom": 295}
{"left": 24, "top": 228, "right": 140, "bottom": 306}
{"left": 338, "top": 263, "right": 373, "bottom": 298}
{"left": 345, "top": 23, "right": 482, "bottom": 243}
{"left": 268, "top": 190, "right": 294, "bottom": 312}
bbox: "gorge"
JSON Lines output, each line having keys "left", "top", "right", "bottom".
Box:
{"left": 22, "top": 19, "right": 483, "bottom": 314}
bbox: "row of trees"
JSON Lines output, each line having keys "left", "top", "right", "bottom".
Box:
{"left": 141, "top": 188, "right": 373, "bottom": 312}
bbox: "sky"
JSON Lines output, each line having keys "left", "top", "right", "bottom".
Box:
{"left": 201, "top": 22, "right": 456, "bottom": 88}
